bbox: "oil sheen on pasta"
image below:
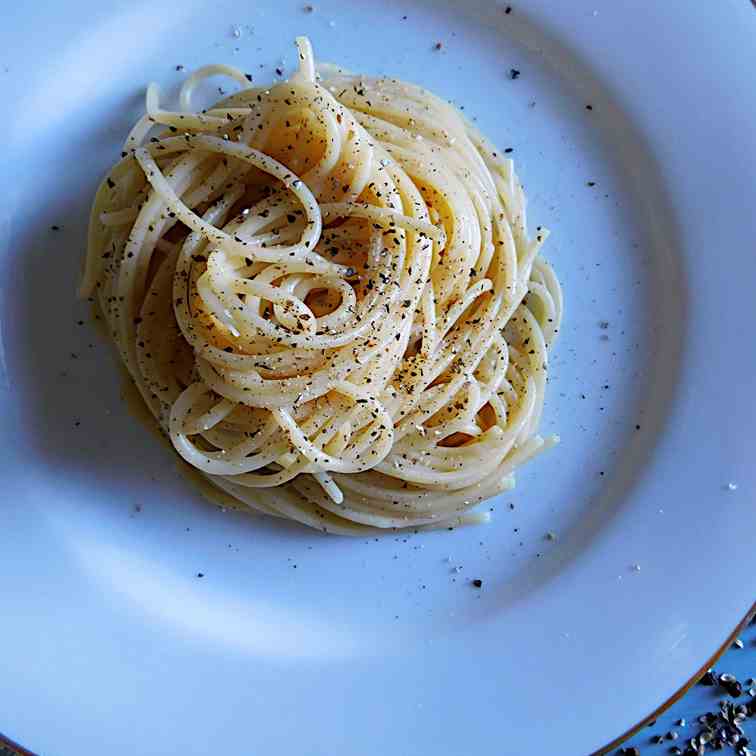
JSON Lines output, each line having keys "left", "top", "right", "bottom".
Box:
{"left": 80, "top": 37, "right": 563, "bottom": 534}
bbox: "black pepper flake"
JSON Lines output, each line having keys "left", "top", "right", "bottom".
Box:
{"left": 434, "top": 42, "right": 443, "bottom": 51}
{"left": 722, "top": 677, "right": 743, "bottom": 698}
{"left": 107, "top": 177, "right": 116, "bottom": 189}
{"left": 619, "top": 748, "right": 640, "bottom": 756}
{"left": 504, "top": 5, "right": 512, "bottom": 13}
{"left": 245, "top": 73, "right": 253, "bottom": 82}
{"left": 196, "top": 572, "right": 204, "bottom": 578}
{"left": 700, "top": 670, "right": 717, "bottom": 686}
{"left": 504, "top": 147, "right": 514, "bottom": 154}
{"left": 587, "top": 181, "right": 596, "bottom": 187}
{"left": 472, "top": 579, "right": 483, "bottom": 588}
{"left": 509, "top": 68, "right": 521, "bottom": 80}
{"left": 51, "top": 225, "right": 61, "bottom": 231}
{"left": 275, "top": 67, "right": 283, "bottom": 76}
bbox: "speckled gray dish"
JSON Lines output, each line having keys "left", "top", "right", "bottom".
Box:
{"left": 1, "top": 1, "right": 755, "bottom": 754}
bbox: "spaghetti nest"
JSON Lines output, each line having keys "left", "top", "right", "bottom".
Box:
{"left": 81, "top": 37, "right": 563, "bottom": 534}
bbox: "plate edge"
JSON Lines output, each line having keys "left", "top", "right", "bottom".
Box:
{"left": 594, "top": 601, "right": 756, "bottom": 755}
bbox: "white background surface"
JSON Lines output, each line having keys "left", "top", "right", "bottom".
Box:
{"left": 1, "top": 1, "right": 755, "bottom": 753}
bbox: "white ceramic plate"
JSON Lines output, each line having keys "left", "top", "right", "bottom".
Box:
{"left": 2, "top": 2, "right": 755, "bottom": 754}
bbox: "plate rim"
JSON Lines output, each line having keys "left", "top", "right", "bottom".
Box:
{"left": 594, "top": 604, "right": 756, "bottom": 755}
{"left": 2, "top": 605, "right": 754, "bottom": 756}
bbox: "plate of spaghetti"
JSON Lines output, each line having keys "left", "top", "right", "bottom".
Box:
{"left": 1, "top": 2, "right": 754, "bottom": 754}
